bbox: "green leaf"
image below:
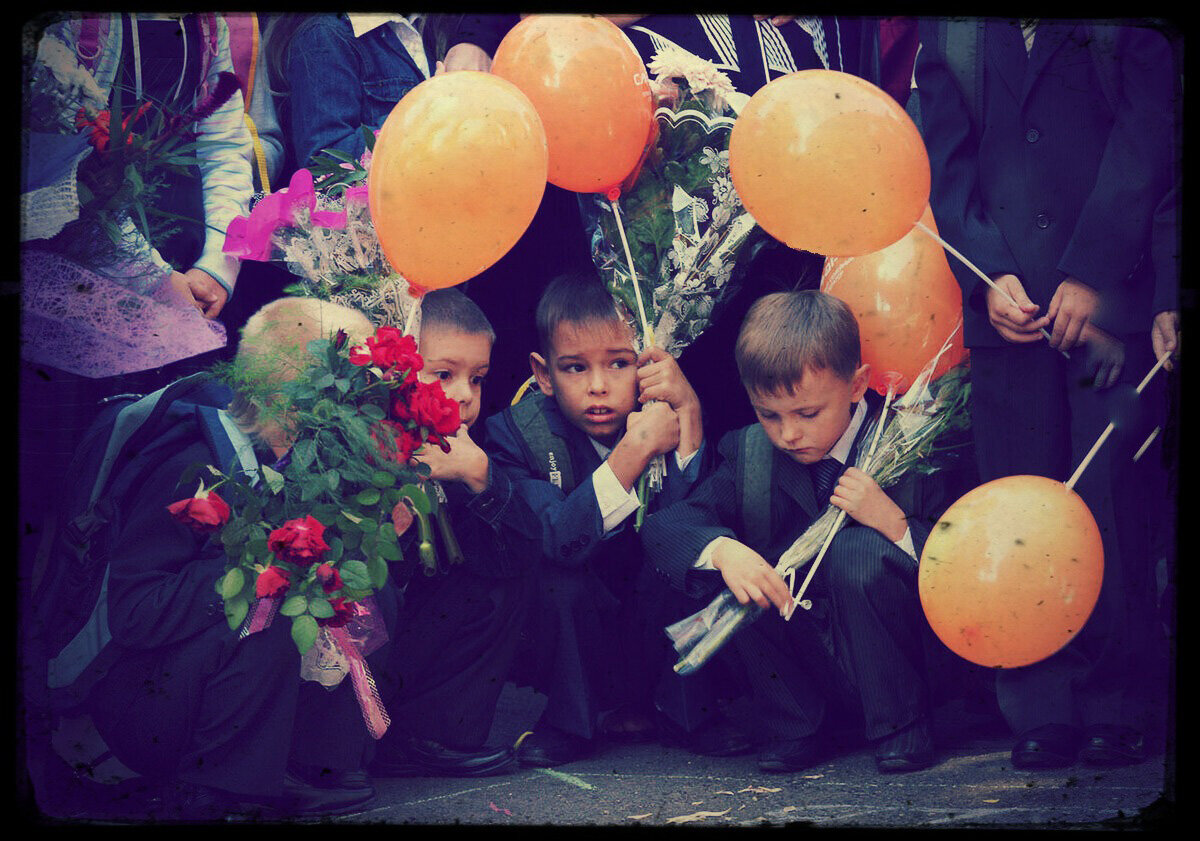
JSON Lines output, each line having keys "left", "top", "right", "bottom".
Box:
{"left": 291, "top": 614, "right": 320, "bottom": 654}
{"left": 292, "top": 439, "right": 317, "bottom": 470}
{"left": 367, "top": 555, "right": 389, "bottom": 588}
{"left": 220, "top": 568, "right": 245, "bottom": 600}
{"left": 225, "top": 595, "right": 249, "bottom": 630}
{"left": 327, "top": 535, "right": 345, "bottom": 564}
{"left": 376, "top": 539, "right": 401, "bottom": 561}
{"left": 280, "top": 594, "right": 308, "bottom": 616}
{"left": 359, "top": 403, "right": 385, "bottom": 421}
{"left": 318, "top": 147, "right": 357, "bottom": 163}
{"left": 262, "top": 465, "right": 285, "bottom": 495}
{"left": 355, "top": 488, "right": 381, "bottom": 506}
{"left": 340, "top": 560, "right": 370, "bottom": 590}
{"left": 357, "top": 517, "right": 378, "bottom": 534}
{"left": 308, "top": 597, "right": 335, "bottom": 618}
{"left": 335, "top": 377, "right": 351, "bottom": 394}
{"left": 370, "top": 470, "right": 397, "bottom": 489}
{"left": 324, "top": 469, "right": 341, "bottom": 492}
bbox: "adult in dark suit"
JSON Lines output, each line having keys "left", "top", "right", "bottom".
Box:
{"left": 914, "top": 19, "right": 1177, "bottom": 768}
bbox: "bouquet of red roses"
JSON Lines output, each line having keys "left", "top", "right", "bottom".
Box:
{"left": 167, "top": 324, "right": 461, "bottom": 737}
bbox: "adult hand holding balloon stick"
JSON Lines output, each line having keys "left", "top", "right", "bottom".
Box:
{"left": 367, "top": 70, "right": 549, "bottom": 327}
{"left": 728, "top": 68, "right": 1059, "bottom": 349}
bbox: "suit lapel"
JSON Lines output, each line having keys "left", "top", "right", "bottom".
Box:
{"left": 983, "top": 19, "right": 1027, "bottom": 105}
{"left": 773, "top": 448, "right": 819, "bottom": 522}
{"left": 1020, "top": 22, "right": 1074, "bottom": 107}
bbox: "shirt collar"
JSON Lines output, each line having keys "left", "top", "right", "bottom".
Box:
{"left": 347, "top": 13, "right": 422, "bottom": 39}
{"left": 825, "top": 398, "right": 867, "bottom": 465}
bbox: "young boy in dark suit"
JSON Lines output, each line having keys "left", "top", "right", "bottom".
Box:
{"left": 643, "top": 290, "right": 946, "bottom": 775}
{"left": 485, "top": 272, "right": 743, "bottom": 766}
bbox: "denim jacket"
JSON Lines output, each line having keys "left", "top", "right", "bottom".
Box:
{"left": 284, "top": 15, "right": 427, "bottom": 171}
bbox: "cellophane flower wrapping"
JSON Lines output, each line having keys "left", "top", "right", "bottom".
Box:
{"left": 668, "top": 338, "right": 972, "bottom": 675}
{"left": 580, "top": 47, "right": 758, "bottom": 356}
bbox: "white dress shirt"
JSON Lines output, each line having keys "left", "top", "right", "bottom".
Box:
{"left": 590, "top": 439, "right": 700, "bottom": 534}
{"left": 347, "top": 14, "right": 431, "bottom": 79}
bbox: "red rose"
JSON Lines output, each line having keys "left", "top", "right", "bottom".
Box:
{"left": 255, "top": 565, "right": 291, "bottom": 598}
{"left": 267, "top": 515, "right": 331, "bottom": 565}
{"left": 318, "top": 596, "right": 356, "bottom": 628}
{"left": 348, "top": 343, "right": 373, "bottom": 366}
{"left": 333, "top": 328, "right": 350, "bottom": 350}
{"left": 393, "top": 380, "right": 460, "bottom": 436}
{"left": 358, "top": 327, "right": 423, "bottom": 381}
{"left": 374, "top": 419, "right": 424, "bottom": 463}
{"left": 167, "top": 489, "right": 231, "bottom": 533}
{"left": 315, "top": 562, "right": 343, "bottom": 593}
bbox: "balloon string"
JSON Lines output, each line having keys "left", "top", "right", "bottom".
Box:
{"left": 1064, "top": 351, "right": 1172, "bottom": 491}
{"left": 913, "top": 220, "right": 1065, "bottom": 357}
{"left": 787, "top": 382, "right": 897, "bottom": 618}
{"left": 608, "top": 194, "right": 655, "bottom": 348}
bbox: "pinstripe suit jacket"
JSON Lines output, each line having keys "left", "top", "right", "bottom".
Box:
{"left": 642, "top": 391, "right": 947, "bottom": 601}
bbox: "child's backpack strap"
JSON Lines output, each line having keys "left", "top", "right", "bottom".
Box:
{"left": 736, "top": 424, "right": 775, "bottom": 550}
{"left": 506, "top": 390, "right": 576, "bottom": 495}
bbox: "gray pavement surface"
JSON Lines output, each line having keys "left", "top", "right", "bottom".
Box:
{"left": 333, "top": 682, "right": 1174, "bottom": 830}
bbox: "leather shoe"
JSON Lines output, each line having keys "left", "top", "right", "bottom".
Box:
{"left": 657, "top": 714, "right": 754, "bottom": 757}
{"left": 874, "top": 718, "right": 934, "bottom": 774}
{"left": 1011, "top": 724, "right": 1081, "bottom": 770}
{"left": 515, "top": 725, "right": 595, "bottom": 768}
{"left": 1078, "top": 725, "right": 1146, "bottom": 767}
{"left": 281, "top": 771, "right": 376, "bottom": 816}
{"left": 371, "top": 736, "right": 516, "bottom": 778}
{"left": 288, "top": 764, "right": 374, "bottom": 797}
{"left": 758, "top": 734, "right": 826, "bottom": 773}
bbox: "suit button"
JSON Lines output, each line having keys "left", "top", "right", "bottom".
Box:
{"left": 1025, "top": 127, "right": 1040, "bottom": 143}
{"left": 1035, "top": 213, "right": 1050, "bottom": 229}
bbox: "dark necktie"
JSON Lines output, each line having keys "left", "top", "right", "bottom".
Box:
{"left": 812, "top": 457, "right": 843, "bottom": 506}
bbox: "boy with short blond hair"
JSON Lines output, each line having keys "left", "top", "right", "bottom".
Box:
{"left": 486, "top": 272, "right": 740, "bottom": 766}
{"left": 643, "top": 290, "right": 946, "bottom": 775}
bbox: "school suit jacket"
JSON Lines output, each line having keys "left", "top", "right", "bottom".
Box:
{"left": 484, "top": 395, "right": 707, "bottom": 569}
{"left": 642, "top": 390, "right": 946, "bottom": 602}
{"left": 914, "top": 20, "right": 1176, "bottom": 347}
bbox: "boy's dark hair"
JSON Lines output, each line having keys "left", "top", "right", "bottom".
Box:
{"left": 535, "top": 271, "right": 624, "bottom": 357}
{"left": 421, "top": 288, "right": 496, "bottom": 343}
{"left": 735, "top": 290, "right": 861, "bottom": 394}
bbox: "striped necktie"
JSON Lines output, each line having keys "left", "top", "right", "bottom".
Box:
{"left": 812, "top": 457, "right": 843, "bottom": 506}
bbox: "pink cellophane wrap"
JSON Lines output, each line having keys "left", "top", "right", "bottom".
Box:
{"left": 20, "top": 248, "right": 226, "bottom": 378}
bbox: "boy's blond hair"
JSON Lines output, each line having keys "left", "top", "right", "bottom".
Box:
{"left": 735, "top": 290, "right": 861, "bottom": 394}
{"left": 226, "top": 297, "right": 375, "bottom": 441}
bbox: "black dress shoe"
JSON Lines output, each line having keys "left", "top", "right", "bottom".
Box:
{"left": 1078, "top": 725, "right": 1147, "bottom": 767}
{"left": 515, "top": 725, "right": 596, "bottom": 768}
{"left": 281, "top": 771, "right": 376, "bottom": 815}
{"left": 371, "top": 736, "right": 516, "bottom": 778}
{"left": 288, "top": 764, "right": 375, "bottom": 797}
{"left": 874, "top": 718, "right": 935, "bottom": 774}
{"left": 758, "top": 734, "right": 826, "bottom": 773}
{"left": 657, "top": 714, "right": 754, "bottom": 757}
{"left": 1011, "top": 723, "right": 1082, "bottom": 770}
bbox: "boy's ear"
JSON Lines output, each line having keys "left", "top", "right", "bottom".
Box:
{"left": 850, "top": 363, "right": 871, "bottom": 402}
{"left": 530, "top": 352, "right": 554, "bottom": 396}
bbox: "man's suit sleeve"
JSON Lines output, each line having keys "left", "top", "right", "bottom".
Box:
{"left": 483, "top": 411, "right": 609, "bottom": 568}
{"left": 1057, "top": 25, "right": 1175, "bottom": 293}
{"left": 641, "top": 432, "right": 741, "bottom": 600}
{"left": 914, "top": 20, "right": 1021, "bottom": 312}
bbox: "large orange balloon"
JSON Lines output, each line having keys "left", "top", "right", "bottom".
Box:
{"left": 821, "top": 206, "right": 967, "bottom": 395}
{"left": 919, "top": 476, "right": 1105, "bottom": 669}
{"left": 368, "top": 71, "right": 548, "bottom": 291}
{"left": 730, "top": 69, "right": 930, "bottom": 257}
{"left": 491, "top": 14, "right": 654, "bottom": 193}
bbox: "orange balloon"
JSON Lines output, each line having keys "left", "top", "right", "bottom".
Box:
{"left": 368, "top": 72, "right": 548, "bottom": 291}
{"left": 918, "top": 476, "right": 1105, "bottom": 669}
{"left": 729, "top": 69, "right": 930, "bottom": 257}
{"left": 491, "top": 14, "right": 654, "bottom": 193}
{"left": 821, "top": 206, "right": 967, "bottom": 395}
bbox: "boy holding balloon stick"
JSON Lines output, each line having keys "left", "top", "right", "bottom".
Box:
{"left": 643, "top": 290, "right": 968, "bottom": 775}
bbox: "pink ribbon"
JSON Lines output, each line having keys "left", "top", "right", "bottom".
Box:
{"left": 328, "top": 624, "right": 391, "bottom": 740}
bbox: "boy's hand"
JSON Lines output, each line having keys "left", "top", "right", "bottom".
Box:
{"left": 1152, "top": 310, "right": 1180, "bottom": 372}
{"left": 608, "top": 402, "right": 681, "bottom": 490}
{"left": 637, "top": 347, "right": 703, "bottom": 456}
{"left": 987, "top": 274, "right": 1050, "bottom": 343}
{"left": 829, "top": 468, "right": 908, "bottom": 543}
{"left": 711, "top": 539, "right": 793, "bottom": 614}
{"left": 1047, "top": 277, "right": 1099, "bottom": 352}
{"left": 412, "top": 424, "right": 489, "bottom": 493}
